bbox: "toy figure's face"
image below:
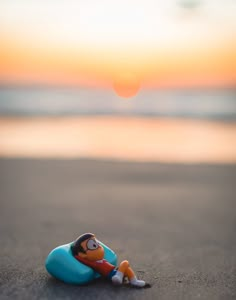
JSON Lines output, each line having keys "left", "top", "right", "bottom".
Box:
{"left": 79, "top": 237, "right": 104, "bottom": 261}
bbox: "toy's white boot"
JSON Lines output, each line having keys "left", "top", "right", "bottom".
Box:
{"left": 130, "top": 277, "right": 146, "bottom": 288}
{"left": 112, "top": 271, "right": 124, "bottom": 285}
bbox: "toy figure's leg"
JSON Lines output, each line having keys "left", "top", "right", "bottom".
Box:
{"left": 117, "top": 260, "right": 131, "bottom": 274}
{"left": 111, "top": 260, "right": 129, "bottom": 285}
{"left": 126, "top": 266, "right": 135, "bottom": 279}
{"left": 112, "top": 260, "right": 146, "bottom": 287}
{"left": 124, "top": 266, "right": 146, "bottom": 288}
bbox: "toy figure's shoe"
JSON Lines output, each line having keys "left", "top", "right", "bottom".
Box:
{"left": 130, "top": 277, "right": 146, "bottom": 288}
{"left": 45, "top": 241, "right": 117, "bottom": 285}
{"left": 111, "top": 273, "right": 123, "bottom": 285}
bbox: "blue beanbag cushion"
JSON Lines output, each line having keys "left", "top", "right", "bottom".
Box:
{"left": 45, "top": 241, "right": 117, "bottom": 285}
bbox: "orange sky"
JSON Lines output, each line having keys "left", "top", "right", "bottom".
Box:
{"left": 0, "top": 0, "right": 236, "bottom": 90}
{"left": 1, "top": 36, "right": 235, "bottom": 89}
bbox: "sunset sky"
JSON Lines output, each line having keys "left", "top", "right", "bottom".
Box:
{"left": 0, "top": 0, "right": 236, "bottom": 91}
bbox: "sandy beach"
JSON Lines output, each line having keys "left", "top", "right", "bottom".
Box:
{"left": 0, "top": 116, "right": 236, "bottom": 163}
{"left": 0, "top": 159, "right": 236, "bottom": 299}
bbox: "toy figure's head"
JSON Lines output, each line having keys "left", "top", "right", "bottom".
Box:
{"left": 71, "top": 233, "right": 104, "bottom": 261}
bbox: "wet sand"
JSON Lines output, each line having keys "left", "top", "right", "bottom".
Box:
{"left": 0, "top": 116, "right": 236, "bottom": 163}
{"left": 0, "top": 159, "right": 236, "bottom": 299}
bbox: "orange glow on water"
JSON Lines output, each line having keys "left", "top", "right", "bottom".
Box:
{"left": 0, "top": 117, "right": 236, "bottom": 163}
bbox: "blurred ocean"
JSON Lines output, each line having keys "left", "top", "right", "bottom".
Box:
{"left": 0, "top": 87, "right": 235, "bottom": 119}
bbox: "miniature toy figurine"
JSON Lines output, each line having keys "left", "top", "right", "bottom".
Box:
{"left": 45, "top": 237, "right": 117, "bottom": 285}
{"left": 71, "top": 233, "right": 149, "bottom": 288}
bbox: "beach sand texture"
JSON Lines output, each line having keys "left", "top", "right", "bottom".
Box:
{"left": 0, "top": 159, "right": 235, "bottom": 299}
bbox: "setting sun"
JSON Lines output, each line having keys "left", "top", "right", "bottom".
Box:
{"left": 113, "top": 73, "right": 140, "bottom": 98}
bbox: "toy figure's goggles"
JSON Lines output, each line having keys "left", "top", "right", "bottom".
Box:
{"left": 84, "top": 238, "right": 100, "bottom": 252}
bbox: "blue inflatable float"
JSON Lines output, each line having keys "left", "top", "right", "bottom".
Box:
{"left": 45, "top": 241, "right": 117, "bottom": 285}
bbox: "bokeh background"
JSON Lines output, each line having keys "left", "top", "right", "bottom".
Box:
{"left": 0, "top": 1, "right": 236, "bottom": 299}
{"left": 0, "top": 0, "right": 235, "bottom": 162}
